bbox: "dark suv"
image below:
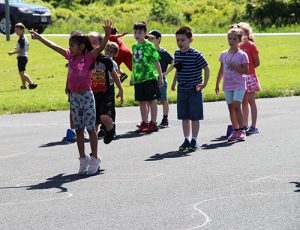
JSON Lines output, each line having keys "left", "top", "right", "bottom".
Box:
{"left": 0, "top": 0, "right": 51, "bottom": 34}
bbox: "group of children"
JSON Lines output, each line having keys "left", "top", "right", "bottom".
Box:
{"left": 9, "top": 20, "right": 260, "bottom": 175}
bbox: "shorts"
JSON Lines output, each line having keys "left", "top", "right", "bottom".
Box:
{"left": 159, "top": 77, "right": 168, "bottom": 101}
{"left": 115, "top": 48, "right": 132, "bottom": 71}
{"left": 245, "top": 74, "right": 261, "bottom": 92}
{"left": 69, "top": 90, "right": 96, "bottom": 130}
{"left": 224, "top": 90, "right": 246, "bottom": 104}
{"left": 94, "top": 92, "right": 113, "bottom": 125}
{"left": 134, "top": 79, "right": 161, "bottom": 102}
{"left": 177, "top": 88, "right": 204, "bottom": 120}
{"left": 17, "top": 56, "right": 28, "bottom": 72}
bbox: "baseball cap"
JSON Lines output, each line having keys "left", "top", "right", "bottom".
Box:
{"left": 146, "top": 30, "right": 161, "bottom": 39}
{"left": 15, "top": 22, "right": 25, "bottom": 29}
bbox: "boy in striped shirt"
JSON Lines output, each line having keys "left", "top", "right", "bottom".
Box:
{"left": 171, "top": 26, "right": 210, "bottom": 151}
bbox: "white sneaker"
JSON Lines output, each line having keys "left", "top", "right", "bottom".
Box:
{"left": 78, "top": 155, "right": 91, "bottom": 175}
{"left": 87, "top": 156, "right": 101, "bottom": 175}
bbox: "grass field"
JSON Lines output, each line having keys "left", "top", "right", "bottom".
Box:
{"left": 0, "top": 35, "right": 299, "bottom": 115}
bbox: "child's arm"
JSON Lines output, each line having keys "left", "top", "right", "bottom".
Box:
{"left": 171, "top": 71, "right": 177, "bottom": 91}
{"left": 112, "top": 32, "right": 128, "bottom": 39}
{"left": 163, "top": 61, "right": 174, "bottom": 75}
{"left": 110, "top": 70, "right": 124, "bottom": 104}
{"left": 8, "top": 49, "right": 17, "bottom": 56}
{"left": 228, "top": 62, "right": 249, "bottom": 75}
{"left": 215, "top": 63, "right": 224, "bottom": 95}
{"left": 196, "top": 65, "right": 210, "bottom": 91}
{"left": 154, "top": 61, "right": 164, "bottom": 87}
{"left": 253, "top": 54, "right": 260, "bottom": 68}
{"left": 29, "top": 30, "right": 66, "bottom": 56}
{"left": 91, "top": 20, "right": 112, "bottom": 59}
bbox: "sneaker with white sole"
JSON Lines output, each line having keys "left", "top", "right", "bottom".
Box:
{"left": 78, "top": 155, "right": 91, "bottom": 175}
{"left": 87, "top": 156, "right": 101, "bottom": 175}
{"left": 237, "top": 130, "right": 246, "bottom": 141}
{"left": 246, "top": 126, "right": 259, "bottom": 134}
{"left": 228, "top": 130, "right": 239, "bottom": 141}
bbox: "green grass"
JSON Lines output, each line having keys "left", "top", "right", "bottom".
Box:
{"left": 0, "top": 35, "right": 300, "bottom": 115}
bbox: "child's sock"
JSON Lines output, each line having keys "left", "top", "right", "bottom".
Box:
{"left": 192, "top": 137, "right": 197, "bottom": 142}
{"left": 185, "top": 136, "right": 190, "bottom": 141}
{"left": 163, "top": 114, "right": 168, "bottom": 120}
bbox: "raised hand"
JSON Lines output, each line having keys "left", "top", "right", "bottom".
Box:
{"left": 29, "top": 29, "right": 41, "bottom": 40}
{"left": 103, "top": 20, "right": 112, "bottom": 36}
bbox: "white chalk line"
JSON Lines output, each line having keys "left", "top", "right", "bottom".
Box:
{"left": 186, "top": 191, "right": 293, "bottom": 230}
{"left": 249, "top": 174, "right": 300, "bottom": 183}
{"left": 0, "top": 151, "right": 29, "bottom": 159}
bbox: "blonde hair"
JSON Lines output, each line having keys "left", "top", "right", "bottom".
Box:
{"left": 237, "top": 22, "right": 254, "bottom": 42}
{"left": 227, "top": 27, "right": 243, "bottom": 42}
{"left": 106, "top": 42, "right": 119, "bottom": 56}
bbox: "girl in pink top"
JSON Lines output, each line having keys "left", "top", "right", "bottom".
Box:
{"left": 29, "top": 21, "right": 112, "bottom": 175}
{"left": 238, "top": 22, "right": 261, "bottom": 134}
{"left": 215, "top": 27, "right": 249, "bottom": 141}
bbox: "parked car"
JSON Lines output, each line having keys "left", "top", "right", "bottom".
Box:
{"left": 0, "top": 0, "right": 51, "bottom": 34}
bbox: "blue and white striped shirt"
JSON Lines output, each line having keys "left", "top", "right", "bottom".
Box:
{"left": 174, "top": 48, "right": 208, "bottom": 89}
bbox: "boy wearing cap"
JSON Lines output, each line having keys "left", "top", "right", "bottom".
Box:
{"left": 8, "top": 23, "right": 37, "bottom": 89}
{"left": 147, "top": 30, "right": 174, "bottom": 128}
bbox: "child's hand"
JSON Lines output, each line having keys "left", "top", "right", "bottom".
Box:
{"left": 196, "top": 83, "right": 206, "bottom": 92}
{"left": 121, "top": 31, "right": 128, "bottom": 36}
{"left": 116, "top": 89, "right": 124, "bottom": 104}
{"left": 8, "top": 51, "right": 14, "bottom": 56}
{"left": 159, "top": 77, "right": 164, "bottom": 88}
{"left": 29, "top": 29, "right": 41, "bottom": 40}
{"left": 215, "top": 85, "right": 220, "bottom": 95}
{"left": 171, "top": 81, "right": 176, "bottom": 91}
{"left": 103, "top": 20, "right": 112, "bottom": 37}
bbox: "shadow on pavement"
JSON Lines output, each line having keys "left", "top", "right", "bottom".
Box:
{"left": 289, "top": 182, "right": 300, "bottom": 192}
{"left": 145, "top": 151, "right": 191, "bottom": 161}
{"left": 0, "top": 170, "right": 104, "bottom": 193}
{"left": 114, "top": 131, "right": 148, "bottom": 140}
{"left": 201, "top": 136, "right": 236, "bottom": 149}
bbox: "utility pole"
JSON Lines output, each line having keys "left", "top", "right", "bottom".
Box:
{"left": 5, "top": 0, "right": 10, "bottom": 41}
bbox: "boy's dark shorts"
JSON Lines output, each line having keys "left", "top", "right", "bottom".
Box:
{"left": 134, "top": 79, "right": 161, "bottom": 101}
{"left": 177, "top": 88, "right": 204, "bottom": 120}
{"left": 17, "top": 56, "right": 28, "bottom": 72}
{"left": 94, "top": 92, "right": 113, "bottom": 125}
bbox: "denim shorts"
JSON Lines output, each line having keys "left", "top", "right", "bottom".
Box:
{"left": 177, "top": 88, "right": 204, "bottom": 120}
{"left": 224, "top": 90, "right": 246, "bottom": 104}
{"left": 159, "top": 77, "right": 168, "bottom": 101}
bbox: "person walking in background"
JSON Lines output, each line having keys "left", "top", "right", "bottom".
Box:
{"left": 147, "top": 30, "right": 174, "bottom": 128}
{"left": 215, "top": 26, "right": 249, "bottom": 141}
{"left": 30, "top": 21, "right": 112, "bottom": 175}
{"left": 238, "top": 22, "right": 261, "bottom": 134}
{"left": 132, "top": 22, "right": 164, "bottom": 133}
{"left": 171, "top": 26, "right": 210, "bottom": 152}
{"left": 8, "top": 23, "right": 37, "bottom": 90}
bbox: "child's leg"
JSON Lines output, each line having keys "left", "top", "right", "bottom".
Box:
{"left": 18, "top": 72, "right": 26, "bottom": 87}
{"left": 242, "top": 92, "right": 249, "bottom": 128}
{"left": 19, "top": 71, "right": 33, "bottom": 85}
{"left": 161, "top": 100, "right": 169, "bottom": 117}
{"left": 139, "top": 101, "right": 149, "bottom": 122}
{"left": 232, "top": 101, "right": 244, "bottom": 129}
{"left": 228, "top": 104, "right": 239, "bottom": 129}
{"left": 191, "top": 120, "right": 200, "bottom": 138}
{"left": 70, "top": 112, "right": 74, "bottom": 129}
{"left": 248, "top": 92, "right": 257, "bottom": 127}
{"left": 100, "top": 115, "right": 113, "bottom": 131}
{"left": 148, "top": 100, "right": 158, "bottom": 123}
{"left": 182, "top": 119, "right": 191, "bottom": 137}
{"left": 86, "top": 128, "right": 98, "bottom": 158}
{"left": 75, "top": 128, "right": 85, "bottom": 158}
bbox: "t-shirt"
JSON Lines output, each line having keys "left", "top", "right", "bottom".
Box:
{"left": 158, "top": 48, "right": 173, "bottom": 77}
{"left": 65, "top": 50, "right": 95, "bottom": 93}
{"left": 132, "top": 41, "right": 160, "bottom": 83}
{"left": 219, "top": 49, "right": 249, "bottom": 91}
{"left": 174, "top": 48, "right": 208, "bottom": 89}
{"left": 91, "top": 54, "right": 113, "bottom": 94}
{"left": 16, "top": 35, "right": 29, "bottom": 57}
{"left": 239, "top": 41, "right": 259, "bottom": 75}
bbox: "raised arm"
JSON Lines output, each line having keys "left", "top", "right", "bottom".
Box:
{"left": 29, "top": 30, "right": 66, "bottom": 56}
{"left": 113, "top": 31, "right": 128, "bottom": 39}
{"left": 91, "top": 20, "right": 112, "bottom": 59}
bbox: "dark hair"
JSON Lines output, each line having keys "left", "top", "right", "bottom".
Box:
{"left": 111, "top": 27, "right": 119, "bottom": 35}
{"left": 70, "top": 30, "right": 83, "bottom": 37}
{"left": 133, "top": 21, "right": 147, "bottom": 32}
{"left": 175, "top": 26, "right": 192, "bottom": 39}
{"left": 69, "top": 35, "right": 93, "bottom": 53}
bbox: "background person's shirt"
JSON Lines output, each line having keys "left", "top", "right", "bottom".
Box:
{"left": 239, "top": 41, "right": 259, "bottom": 75}
{"left": 132, "top": 41, "right": 160, "bottom": 84}
{"left": 158, "top": 47, "right": 173, "bottom": 79}
{"left": 174, "top": 48, "right": 208, "bottom": 89}
{"left": 16, "top": 35, "right": 29, "bottom": 57}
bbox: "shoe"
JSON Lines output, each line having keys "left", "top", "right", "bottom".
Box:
{"left": 87, "top": 155, "right": 101, "bottom": 175}
{"left": 145, "top": 121, "right": 158, "bottom": 133}
{"left": 28, "top": 83, "right": 37, "bottom": 89}
{"left": 98, "top": 128, "right": 106, "bottom": 138}
{"left": 158, "top": 119, "right": 169, "bottom": 128}
{"left": 189, "top": 139, "right": 199, "bottom": 152}
{"left": 104, "top": 128, "right": 115, "bottom": 144}
{"left": 179, "top": 139, "right": 191, "bottom": 151}
{"left": 237, "top": 130, "right": 246, "bottom": 141}
{"left": 228, "top": 130, "right": 239, "bottom": 141}
{"left": 246, "top": 126, "right": 259, "bottom": 134}
{"left": 20, "top": 86, "right": 27, "bottom": 89}
{"left": 120, "top": 73, "right": 128, "bottom": 83}
{"left": 136, "top": 121, "right": 148, "bottom": 133}
{"left": 78, "top": 155, "right": 91, "bottom": 175}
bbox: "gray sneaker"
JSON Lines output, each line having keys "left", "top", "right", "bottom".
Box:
{"left": 87, "top": 156, "right": 101, "bottom": 175}
{"left": 78, "top": 155, "right": 91, "bottom": 175}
